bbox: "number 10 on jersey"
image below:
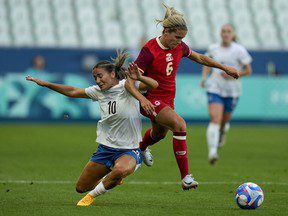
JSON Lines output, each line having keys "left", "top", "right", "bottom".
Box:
{"left": 108, "top": 101, "right": 116, "bottom": 114}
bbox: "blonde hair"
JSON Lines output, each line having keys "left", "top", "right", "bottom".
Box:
{"left": 156, "top": 3, "right": 187, "bottom": 32}
{"left": 93, "top": 50, "right": 128, "bottom": 80}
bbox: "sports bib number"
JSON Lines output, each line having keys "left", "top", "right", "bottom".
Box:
{"left": 166, "top": 62, "right": 173, "bottom": 76}
{"left": 108, "top": 101, "right": 116, "bottom": 114}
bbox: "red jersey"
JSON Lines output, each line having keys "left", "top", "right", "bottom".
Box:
{"left": 135, "top": 36, "right": 191, "bottom": 101}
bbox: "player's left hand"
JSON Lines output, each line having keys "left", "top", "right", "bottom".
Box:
{"left": 223, "top": 66, "right": 240, "bottom": 79}
{"left": 140, "top": 98, "right": 155, "bottom": 116}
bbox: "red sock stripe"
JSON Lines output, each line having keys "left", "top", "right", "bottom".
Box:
{"left": 173, "top": 131, "right": 186, "bottom": 136}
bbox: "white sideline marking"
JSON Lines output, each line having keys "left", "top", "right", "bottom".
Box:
{"left": 0, "top": 180, "right": 287, "bottom": 185}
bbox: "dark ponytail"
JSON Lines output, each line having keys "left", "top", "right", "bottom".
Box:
{"left": 93, "top": 50, "right": 129, "bottom": 80}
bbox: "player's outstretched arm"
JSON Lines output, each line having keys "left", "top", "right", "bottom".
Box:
{"left": 188, "top": 52, "right": 240, "bottom": 79}
{"left": 25, "top": 75, "right": 89, "bottom": 98}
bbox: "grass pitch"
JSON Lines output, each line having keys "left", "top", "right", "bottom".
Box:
{"left": 0, "top": 123, "right": 287, "bottom": 216}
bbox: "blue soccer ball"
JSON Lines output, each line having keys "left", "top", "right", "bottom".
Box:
{"left": 235, "top": 182, "right": 264, "bottom": 209}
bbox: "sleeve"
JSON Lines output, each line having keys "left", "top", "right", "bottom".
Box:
{"left": 134, "top": 47, "right": 154, "bottom": 71}
{"left": 134, "top": 80, "right": 141, "bottom": 90}
{"left": 85, "top": 85, "right": 99, "bottom": 101}
{"left": 181, "top": 41, "right": 192, "bottom": 57}
{"left": 205, "top": 45, "right": 213, "bottom": 58}
{"left": 238, "top": 46, "right": 252, "bottom": 65}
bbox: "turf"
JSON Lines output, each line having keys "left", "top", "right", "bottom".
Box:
{"left": 0, "top": 123, "right": 288, "bottom": 216}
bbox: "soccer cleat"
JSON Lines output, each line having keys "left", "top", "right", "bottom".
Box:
{"left": 218, "top": 131, "right": 226, "bottom": 148}
{"left": 77, "top": 194, "right": 95, "bottom": 206}
{"left": 209, "top": 153, "right": 219, "bottom": 165}
{"left": 142, "top": 148, "right": 153, "bottom": 167}
{"left": 181, "top": 174, "right": 199, "bottom": 190}
{"left": 117, "top": 179, "right": 124, "bottom": 185}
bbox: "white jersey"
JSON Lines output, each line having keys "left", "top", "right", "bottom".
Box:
{"left": 85, "top": 80, "right": 142, "bottom": 149}
{"left": 205, "top": 42, "right": 252, "bottom": 97}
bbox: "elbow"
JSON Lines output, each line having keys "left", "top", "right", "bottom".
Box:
{"left": 247, "top": 69, "right": 252, "bottom": 76}
{"left": 151, "top": 81, "right": 159, "bottom": 90}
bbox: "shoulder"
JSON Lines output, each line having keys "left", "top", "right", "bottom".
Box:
{"left": 179, "top": 41, "right": 191, "bottom": 57}
{"left": 208, "top": 43, "right": 221, "bottom": 51}
{"left": 205, "top": 43, "right": 220, "bottom": 57}
{"left": 134, "top": 41, "right": 155, "bottom": 70}
{"left": 146, "top": 37, "right": 157, "bottom": 46}
{"left": 110, "top": 79, "right": 126, "bottom": 92}
{"left": 86, "top": 85, "right": 101, "bottom": 92}
{"left": 231, "top": 42, "right": 248, "bottom": 52}
{"left": 85, "top": 85, "right": 101, "bottom": 101}
{"left": 118, "top": 79, "right": 126, "bottom": 87}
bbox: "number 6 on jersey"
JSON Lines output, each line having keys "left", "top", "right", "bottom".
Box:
{"left": 166, "top": 62, "right": 173, "bottom": 76}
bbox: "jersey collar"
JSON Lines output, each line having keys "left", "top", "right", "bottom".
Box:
{"left": 156, "top": 36, "right": 169, "bottom": 50}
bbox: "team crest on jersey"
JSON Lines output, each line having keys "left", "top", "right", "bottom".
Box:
{"left": 154, "top": 101, "right": 161, "bottom": 106}
{"left": 166, "top": 53, "right": 173, "bottom": 62}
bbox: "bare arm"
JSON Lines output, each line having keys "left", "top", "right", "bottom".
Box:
{"left": 200, "top": 65, "right": 212, "bottom": 88}
{"left": 239, "top": 64, "right": 252, "bottom": 77}
{"left": 126, "top": 63, "right": 158, "bottom": 90}
{"left": 25, "top": 75, "right": 89, "bottom": 98}
{"left": 188, "top": 52, "right": 240, "bottom": 79}
{"left": 125, "top": 63, "right": 158, "bottom": 115}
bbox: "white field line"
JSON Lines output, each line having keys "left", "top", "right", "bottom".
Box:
{"left": 0, "top": 180, "right": 287, "bottom": 185}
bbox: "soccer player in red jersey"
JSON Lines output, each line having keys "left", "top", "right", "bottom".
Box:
{"left": 126, "top": 4, "right": 240, "bottom": 190}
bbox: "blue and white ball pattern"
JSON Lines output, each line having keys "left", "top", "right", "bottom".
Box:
{"left": 235, "top": 182, "right": 264, "bottom": 209}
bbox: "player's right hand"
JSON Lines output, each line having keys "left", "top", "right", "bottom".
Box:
{"left": 140, "top": 98, "right": 155, "bottom": 116}
{"left": 25, "top": 75, "right": 46, "bottom": 86}
{"left": 200, "top": 78, "right": 205, "bottom": 88}
{"left": 224, "top": 66, "right": 240, "bottom": 79}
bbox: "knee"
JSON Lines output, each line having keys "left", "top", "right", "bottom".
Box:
{"left": 210, "top": 114, "right": 222, "bottom": 124}
{"left": 112, "top": 166, "right": 131, "bottom": 179}
{"left": 152, "top": 131, "right": 167, "bottom": 141}
{"left": 172, "top": 118, "right": 186, "bottom": 132}
{"left": 75, "top": 183, "right": 88, "bottom": 194}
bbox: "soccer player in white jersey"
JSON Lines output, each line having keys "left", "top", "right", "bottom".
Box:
{"left": 200, "top": 24, "right": 252, "bottom": 165}
{"left": 25, "top": 51, "right": 158, "bottom": 206}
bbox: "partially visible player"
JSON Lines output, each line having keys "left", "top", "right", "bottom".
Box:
{"left": 25, "top": 51, "right": 158, "bottom": 206}
{"left": 200, "top": 24, "right": 252, "bottom": 164}
{"left": 126, "top": 4, "right": 240, "bottom": 190}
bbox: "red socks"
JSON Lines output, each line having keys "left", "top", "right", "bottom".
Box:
{"left": 173, "top": 132, "right": 190, "bottom": 179}
{"left": 140, "top": 128, "right": 157, "bottom": 151}
{"left": 140, "top": 129, "right": 190, "bottom": 180}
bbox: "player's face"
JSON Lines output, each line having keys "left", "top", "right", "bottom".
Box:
{"left": 221, "top": 25, "right": 234, "bottom": 45}
{"left": 93, "top": 68, "right": 116, "bottom": 91}
{"left": 163, "top": 29, "right": 187, "bottom": 49}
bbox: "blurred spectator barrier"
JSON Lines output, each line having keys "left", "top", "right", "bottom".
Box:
{"left": 0, "top": 73, "right": 287, "bottom": 122}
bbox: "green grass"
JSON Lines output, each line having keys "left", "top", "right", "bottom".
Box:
{"left": 0, "top": 123, "right": 288, "bottom": 216}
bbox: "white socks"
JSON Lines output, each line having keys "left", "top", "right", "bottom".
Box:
{"left": 88, "top": 181, "right": 108, "bottom": 198}
{"left": 207, "top": 122, "right": 220, "bottom": 157}
{"left": 224, "top": 123, "right": 230, "bottom": 133}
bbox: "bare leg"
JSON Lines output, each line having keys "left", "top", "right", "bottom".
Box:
{"left": 76, "top": 156, "right": 137, "bottom": 206}
{"left": 219, "top": 112, "right": 232, "bottom": 147}
{"left": 76, "top": 161, "right": 110, "bottom": 193}
{"left": 102, "top": 155, "right": 137, "bottom": 190}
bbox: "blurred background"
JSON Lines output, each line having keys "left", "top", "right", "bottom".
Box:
{"left": 0, "top": 0, "right": 287, "bottom": 123}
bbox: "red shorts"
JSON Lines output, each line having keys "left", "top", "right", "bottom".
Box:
{"left": 140, "top": 98, "right": 174, "bottom": 122}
